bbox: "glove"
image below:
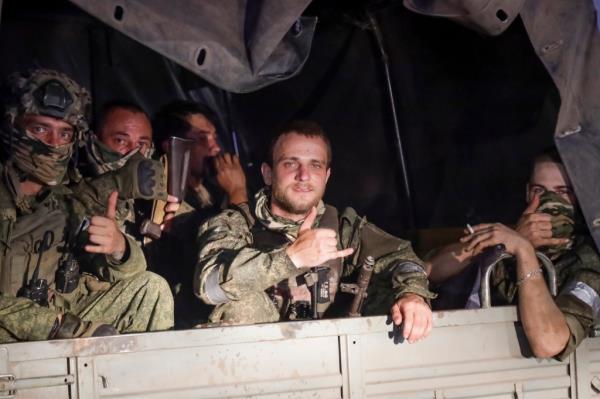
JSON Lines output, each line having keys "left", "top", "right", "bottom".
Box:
{"left": 111, "top": 152, "right": 168, "bottom": 201}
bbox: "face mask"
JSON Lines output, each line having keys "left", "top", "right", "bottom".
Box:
{"left": 85, "top": 136, "right": 142, "bottom": 175}
{"left": 6, "top": 125, "right": 73, "bottom": 186}
{"left": 536, "top": 191, "right": 575, "bottom": 257}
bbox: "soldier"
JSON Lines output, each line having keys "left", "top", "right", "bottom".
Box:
{"left": 194, "top": 120, "right": 435, "bottom": 343}
{"left": 80, "top": 101, "right": 154, "bottom": 175}
{"left": 0, "top": 69, "right": 174, "bottom": 342}
{"left": 428, "top": 148, "right": 600, "bottom": 359}
{"left": 151, "top": 100, "right": 249, "bottom": 328}
{"left": 77, "top": 101, "right": 179, "bottom": 239}
{"left": 153, "top": 100, "right": 248, "bottom": 215}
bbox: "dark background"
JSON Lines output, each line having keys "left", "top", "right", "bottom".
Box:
{"left": 0, "top": 0, "right": 560, "bottom": 236}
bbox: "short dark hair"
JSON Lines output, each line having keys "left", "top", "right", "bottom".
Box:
{"left": 266, "top": 120, "right": 332, "bottom": 166}
{"left": 533, "top": 146, "right": 562, "bottom": 165}
{"left": 152, "top": 100, "right": 219, "bottom": 152}
{"left": 530, "top": 146, "right": 563, "bottom": 180}
{"left": 95, "top": 100, "right": 148, "bottom": 134}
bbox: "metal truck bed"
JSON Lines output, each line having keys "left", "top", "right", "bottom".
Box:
{"left": 1, "top": 307, "right": 597, "bottom": 398}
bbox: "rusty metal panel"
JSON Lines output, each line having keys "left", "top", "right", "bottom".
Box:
{"left": 359, "top": 309, "right": 574, "bottom": 398}
{"left": 582, "top": 337, "right": 600, "bottom": 399}
{"left": 0, "top": 307, "right": 592, "bottom": 398}
{"left": 0, "top": 356, "right": 73, "bottom": 399}
{"left": 91, "top": 336, "right": 342, "bottom": 398}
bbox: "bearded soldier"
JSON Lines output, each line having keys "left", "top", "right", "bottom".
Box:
{"left": 195, "top": 120, "right": 434, "bottom": 343}
{"left": 428, "top": 148, "right": 600, "bottom": 359}
{"left": 0, "top": 69, "right": 173, "bottom": 342}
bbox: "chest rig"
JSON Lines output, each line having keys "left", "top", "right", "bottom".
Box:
{"left": 0, "top": 176, "right": 83, "bottom": 304}
{"left": 234, "top": 204, "right": 343, "bottom": 320}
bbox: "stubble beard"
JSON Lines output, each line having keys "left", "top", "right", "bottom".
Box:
{"left": 271, "top": 183, "right": 321, "bottom": 216}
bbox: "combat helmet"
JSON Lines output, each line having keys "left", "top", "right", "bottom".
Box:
{"left": 1, "top": 69, "right": 91, "bottom": 185}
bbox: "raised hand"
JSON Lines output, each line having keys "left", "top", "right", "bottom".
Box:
{"left": 516, "top": 194, "right": 570, "bottom": 248}
{"left": 214, "top": 153, "right": 248, "bottom": 205}
{"left": 286, "top": 207, "right": 354, "bottom": 268}
{"left": 84, "top": 191, "right": 127, "bottom": 260}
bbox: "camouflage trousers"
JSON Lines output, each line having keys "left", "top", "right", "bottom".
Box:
{"left": 0, "top": 271, "right": 174, "bottom": 343}
{"left": 209, "top": 291, "right": 280, "bottom": 326}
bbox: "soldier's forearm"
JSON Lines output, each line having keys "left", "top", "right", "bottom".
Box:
{"left": 198, "top": 247, "right": 303, "bottom": 303}
{"left": 426, "top": 242, "right": 475, "bottom": 284}
{"left": 516, "top": 249, "right": 570, "bottom": 358}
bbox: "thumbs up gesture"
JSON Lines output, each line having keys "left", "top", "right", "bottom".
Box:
{"left": 515, "top": 193, "right": 570, "bottom": 248}
{"left": 286, "top": 207, "right": 354, "bottom": 268}
{"left": 85, "top": 191, "right": 127, "bottom": 260}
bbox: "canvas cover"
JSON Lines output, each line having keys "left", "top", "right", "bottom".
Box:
{"left": 69, "top": 0, "right": 316, "bottom": 93}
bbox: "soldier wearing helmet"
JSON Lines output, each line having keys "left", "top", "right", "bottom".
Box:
{"left": 0, "top": 69, "right": 174, "bottom": 342}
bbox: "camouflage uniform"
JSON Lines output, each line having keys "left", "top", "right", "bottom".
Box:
{"left": 194, "top": 188, "right": 434, "bottom": 325}
{"left": 0, "top": 69, "right": 173, "bottom": 343}
{"left": 487, "top": 193, "right": 599, "bottom": 359}
{"left": 145, "top": 181, "right": 229, "bottom": 329}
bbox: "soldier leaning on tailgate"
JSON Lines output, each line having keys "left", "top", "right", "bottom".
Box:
{"left": 427, "top": 148, "right": 600, "bottom": 359}
{"left": 194, "top": 120, "right": 435, "bottom": 344}
{"left": 0, "top": 69, "right": 174, "bottom": 343}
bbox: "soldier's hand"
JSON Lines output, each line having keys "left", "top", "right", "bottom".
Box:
{"left": 161, "top": 195, "right": 180, "bottom": 233}
{"left": 215, "top": 153, "right": 248, "bottom": 205}
{"left": 390, "top": 293, "right": 432, "bottom": 343}
{"left": 286, "top": 207, "right": 354, "bottom": 268}
{"left": 460, "top": 223, "right": 533, "bottom": 257}
{"left": 85, "top": 191, "right": 127, "bottom": 260}
{"left": 516, "top": 194, "right": 569, "bottom": 248}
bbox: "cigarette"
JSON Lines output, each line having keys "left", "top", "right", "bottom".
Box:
{"left": 466, "top": 223, "right": 474, "bottom": 235}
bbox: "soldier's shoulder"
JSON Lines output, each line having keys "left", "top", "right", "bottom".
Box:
{"left": 573, "top": 235, "right": 600, "bottom": 270}
{"left": 200, "top": 206, "right": 251, "bottom": 233}
{"left": 337, "top": 205, "right": 361, "bottom": 221}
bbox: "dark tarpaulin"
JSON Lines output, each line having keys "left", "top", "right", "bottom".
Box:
{"left": 68, "top": 0, "right": 316, "bottom": 93}
{"left": 0, "top": 0, "right": 559, "bottom": 237}
{"left": 230, "top": 3, "right": 558, "bottom": 235}
{"left": 398, "top": 0, "right": 600, "bottom": 253}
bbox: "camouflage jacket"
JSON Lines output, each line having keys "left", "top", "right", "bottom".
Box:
{"left": 194, "top": 195, "right": 434, "bottom": 325}
{"left": 0, "top": 163, "right": 147, "bottom": 299}
{"left": 490, "top": 235, "right": 600, "bottom": 359}
{"left": 144, "top": 188, "right": 223, "bottom": 328}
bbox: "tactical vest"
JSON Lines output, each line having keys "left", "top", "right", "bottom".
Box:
{"left": 233, "top": 203, "right": 343, "bottom": 319}
{"left": 0, "top": 178, "right": 71, "bottom": 298}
